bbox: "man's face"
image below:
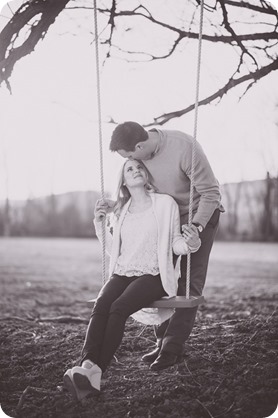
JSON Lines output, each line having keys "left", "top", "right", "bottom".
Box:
{"left": 117, "top": 142, "right": 153, "bottom": 161}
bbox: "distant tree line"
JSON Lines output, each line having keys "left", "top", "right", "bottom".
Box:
{"left": 217, "top": 175, "right": 278, "bottom": 242}
{"left": 0, "top": 177, "right": 277, "bottom": 241}
{"left": 0, "top": 191, "right": 100, "bottom": 238}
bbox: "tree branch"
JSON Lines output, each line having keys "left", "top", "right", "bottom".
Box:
{"left": 105, "top": 29, "right": 277, "bottom": 63}
{"left": 0, "top": 0, "right": 277, "bottom": 121}
{"left": 145, "top": 59, "right": 278, "bottom": 126}
{"left": 225, "top": 0, "right": 278, "bottom": 16}
{"left": 218, "top": 0, "right": 258, "bottom": 67}
{"left": 0, "top": 0, "right": 71, "bottom": 92}
{"left": 110, "top": 8, "right": 278, "bottom": 44}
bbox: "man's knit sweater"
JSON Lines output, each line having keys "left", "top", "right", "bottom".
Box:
{"left": 143, "top": 129, "right": 224, "bottom": 227}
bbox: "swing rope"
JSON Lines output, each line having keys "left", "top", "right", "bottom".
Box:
{"left": 186, "top": 0, "right": 205, "bottom": 299}
{"left": 93, "top": 0, "right": 106, "bottom": 285}
{"left": 92, "top": 0, "right": 205, "bottom": 305}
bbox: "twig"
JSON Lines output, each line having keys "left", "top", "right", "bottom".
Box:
{"left": 112, "top": 355, "right": 124, "bottom": 366}
{"left": 265, "top": 307, "right": 277, "bottom": 324}
{"left": 196, "top": 399, "right": 215, "bottom": 418}
{"left": 37, "top": 316, "right": 88, "bottom": 324}
{"left": 242, "top": 308, "right": 277, "bottom": 345}
{"left": 246, "top": 330, "right": 258, "bottom": 343}
{"left": 124, "top": 335, "right": 156, "bottom": 347}
{"left": 17, "top": 386, "right": 50, "bottom": 410}
{"left": 215, "top": 402, "right": 235, "bottom": 417}
{"left": 123, "top": 375, "right": 138, "bottom": 382}
{"left": 1, "top": 315, "right": 88, "bottom": 324}
{"left": 35, "top": 299, "right": 84, "bottom": 307}
{"left": 135, "top": 325, "right": 148, "bottom": 338}
{"left": 14, "top": 330, "right": 37, "bottom": 338}
{"left": 213, "top": 376, "right": 227, "bottom": 395}
{"left": 1, "top": 316, "right": 32, "bottom": 322}
{"left": 184, "top": 360, "right": 201, "bottom": 387}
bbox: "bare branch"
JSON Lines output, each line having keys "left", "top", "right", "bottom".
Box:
{"left": 104, "top": 0, "right": 116, "bottom": 59}
{"left": 218, "top": 0, "right": 258, "bottom": 67}
{"left": 146, "top": 59, "right": 278, "bottom": 126}
{"left": 109, "top": 8, "right": 278, "bottom": 44}
{"left": 225, "top": 0, "right": 278, "bottom": 16}
{"left": 0, "top": 0, "right": 277, "bottom": 122}
{"left": 0, "top": 0, "right": 71, "bottom": 91}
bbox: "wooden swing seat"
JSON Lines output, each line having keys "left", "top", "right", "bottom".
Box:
{"left": 87, "top": 295, "right": 205, "bottom": 309}
{"left": 147, "top": 295, "right": 205, "bottom": 308}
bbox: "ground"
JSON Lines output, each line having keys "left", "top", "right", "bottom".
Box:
{"left": 0, "top": 238, "right": 277, "bottom": 418}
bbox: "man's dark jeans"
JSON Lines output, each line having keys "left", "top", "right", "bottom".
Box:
{"left": 156, "top": 209, "right": 221, "bottom": 355}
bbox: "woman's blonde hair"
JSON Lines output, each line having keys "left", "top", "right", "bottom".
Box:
{"left": 113, "top": 159, "right": 156, "bottom": 218}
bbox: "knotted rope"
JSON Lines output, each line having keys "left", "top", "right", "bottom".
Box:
{"left": 186, "top": 0, "right": 205, "bottom": 299}
{"left": 93, "top": 0, "right": 205, "bottom": 296}
{"left": 93, "top": 0, "right": 106, "bottom": 284}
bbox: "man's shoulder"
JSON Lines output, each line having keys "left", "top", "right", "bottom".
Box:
{"left": 162, "top": 129, "right": 192, "bottom": 141}
{"left": 160, "top": 130, "right": 193, "bottom": 148}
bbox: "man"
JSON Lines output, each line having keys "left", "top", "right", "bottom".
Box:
{"left": 109, "top": 121, "right": 224, "bottom": 371}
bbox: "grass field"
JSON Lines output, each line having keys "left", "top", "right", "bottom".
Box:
{"left": 0, "top": 238, "right": 277, "bottom": 418}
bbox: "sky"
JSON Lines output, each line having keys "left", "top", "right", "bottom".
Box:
{"left": 0, "top": 0, "right": 278, "bottom": 200}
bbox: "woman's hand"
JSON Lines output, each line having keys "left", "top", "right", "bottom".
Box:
{"left": 94, "top": 198, "right": 115, "bottom": 222}
{"left": 181, "top": 224, "right": 201, "bottom": 252}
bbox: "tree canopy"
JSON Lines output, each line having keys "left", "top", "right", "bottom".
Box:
{"left": 0, "top": 0, "right": 277, "bottom": 124}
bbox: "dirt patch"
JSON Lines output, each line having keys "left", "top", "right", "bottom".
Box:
{"left": 1, "top": 296, "right": 277, "bottom": 418}
{"left": 0, "top": 239, "right": 277, "bottom": 417}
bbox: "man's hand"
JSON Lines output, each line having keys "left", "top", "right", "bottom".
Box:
{"left": 181, "top": 224, "right": 201, "bottom": 252}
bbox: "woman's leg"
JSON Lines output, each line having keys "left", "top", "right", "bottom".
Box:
{"left": 98, "top": 274, "right": 166, "bottom": 371}
{"left": 81, "top": 275, "right": 130, "bottom": 365}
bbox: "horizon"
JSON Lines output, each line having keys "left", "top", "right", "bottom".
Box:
{"left": 0, "top": 175, "right": 271, "bottom": 204}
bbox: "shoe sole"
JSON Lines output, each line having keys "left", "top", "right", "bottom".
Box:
{"left": 141, "top": 355, "right": 159, "bottom": 364}
{"left": 150, "top": 363, "right": 175, "bottom": 371}
{"left": 63, "top": 374, "right": 78, "bottom": 402}
{"left": 150, "top": 356, "right": 183, "bottom": 371}
{"left": 73, "top": 372, "right": 100, "bottom": 395}
{"left": 63, "top": 373, "right": 97, "bottom": 402}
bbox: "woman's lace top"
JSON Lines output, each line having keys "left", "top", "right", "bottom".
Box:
{"left": 114, "top": 206, "right": 159, "bottom": 277}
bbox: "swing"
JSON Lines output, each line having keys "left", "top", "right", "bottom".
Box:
{"left": 88, "top": 0, "right": 205, "bottom": 310}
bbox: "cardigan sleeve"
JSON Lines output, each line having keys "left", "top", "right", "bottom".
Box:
{"left": 171, "top": 202, "right": 189, "bottom": 255}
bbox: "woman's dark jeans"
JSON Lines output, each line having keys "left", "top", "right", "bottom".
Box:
{"left": 81, "top": 273, "right": 166, "bottom": 371}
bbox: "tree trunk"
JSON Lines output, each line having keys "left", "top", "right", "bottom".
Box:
{"left": 263, "top": 172, "right": 272, "bottom": 241}
{"left": 0, "top": 0, "right": 71, "bottom": 90}
{"left": 3, "top": 197, "right": 11, "bottom": 237}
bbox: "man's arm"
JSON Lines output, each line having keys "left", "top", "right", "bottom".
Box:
{"left": 182, "top": 139, "right": 222, "bottom": 228}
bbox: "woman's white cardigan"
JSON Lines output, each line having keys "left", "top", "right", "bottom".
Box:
{"left": 94, "top": 193, "right": 194, "bottom": 324}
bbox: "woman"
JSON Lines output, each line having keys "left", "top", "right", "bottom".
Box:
{"left": 63, "top": 159, "right": 200, "bottom": 401}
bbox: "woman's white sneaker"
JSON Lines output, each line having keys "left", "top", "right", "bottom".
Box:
{"left": 72, "top": 363, "right": 102, "bottom": 393}
{"left": 63, "top": 364, "right": 101, "bottom": 401}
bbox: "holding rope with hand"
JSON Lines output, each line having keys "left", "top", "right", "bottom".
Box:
{"left": 63, "top": 159, "right": 200, "bottom": 400}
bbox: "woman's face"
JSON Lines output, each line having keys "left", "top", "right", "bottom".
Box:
{"left": 123, "top": 160, "right": 147, "bottom": 189}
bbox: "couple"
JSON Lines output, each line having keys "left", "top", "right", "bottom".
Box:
{"left": 63, "top": 122, "right": 223, "bottom": 401}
